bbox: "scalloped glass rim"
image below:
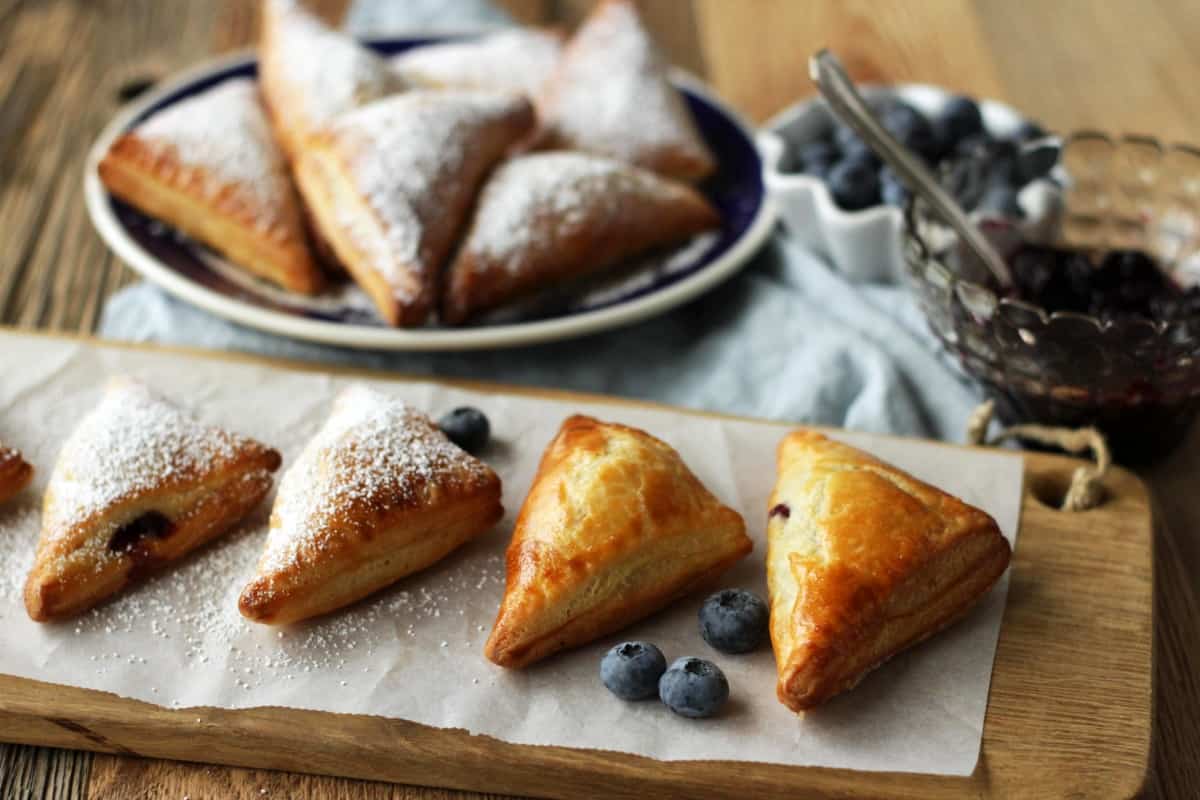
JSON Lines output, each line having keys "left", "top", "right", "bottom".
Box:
{"left": 903, "top": 129, "right": 1200, "bottom": 338}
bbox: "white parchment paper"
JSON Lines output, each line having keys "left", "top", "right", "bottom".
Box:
{"left": 0, "top": 334, "right": 1023, "bottom": 775}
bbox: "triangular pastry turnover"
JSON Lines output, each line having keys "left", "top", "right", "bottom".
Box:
{"left": 391, "top": 28, "right": 563, "bottom": 98}
{"left": 537, "top": 0, "right": 716, "bottom": 182}
{"left": 293, "top": 90, "right": 535, "bottom": 326}
{"left": 0, "top": 442, "right": 33, "bottom": 505}
{"left": 767, "top": 431, "right": 1012, "bottom": 711}
{"left": 259, "top": 0, "right": 407, "bottom": 160}
{"left": 441, "top": 151, "right": 719, "bottom": 324}
{"left": 98, "top": 78, "right": 324, "bottom": 294}
{"left": 24, "top": 378, "right": 282, "bottom": 622}
{"left": 238, "top": 385, "right": 503, "bottom": 625}
{"left": 484, "top": 415, "right": 750, "bottom": 668}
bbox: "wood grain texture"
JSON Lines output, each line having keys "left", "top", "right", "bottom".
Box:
{"left": 0, "top": 0, "right": 1197, "bottom": 797}
{"left": 0, "top": 333, "right": 1155, "bottom": 799}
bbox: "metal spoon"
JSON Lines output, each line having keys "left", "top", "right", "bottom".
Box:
{"left": 809, "top": 49, "right": 1014, "bottom": 288}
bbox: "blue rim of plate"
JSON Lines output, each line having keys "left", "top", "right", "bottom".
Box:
{"left": 84, "top": 37, "right": 777, "bottom": 351}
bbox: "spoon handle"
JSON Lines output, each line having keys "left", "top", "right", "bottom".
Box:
{"left": 808, "top": 49, "right": 1014, "bottom": 289}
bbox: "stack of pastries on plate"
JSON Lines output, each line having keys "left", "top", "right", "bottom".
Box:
{"left": 11, "top": 370, "right": 1010, "bottom": 712}
{"left": 97, "top": 0, "right": 721, "bottom": 327}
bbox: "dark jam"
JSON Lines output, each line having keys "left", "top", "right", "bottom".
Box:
{"left": 769, "top": 503, "right": 791, "bottom": 520}
{"left": 108, "top": 511, "right": 174, "bottom": 553}
{"left": 985, "top": 244, "right": 1200, "bottom": 463}
{"left": 1006, "top": 245, "right": 1197, "bottom": 321}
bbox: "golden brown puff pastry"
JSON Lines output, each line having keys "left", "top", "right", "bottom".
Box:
{"left": 98, "top": 78, "right": 324, "bottom": 294}
{"left": 24, "top": 378, "right": 281, "bottom": 622}
{"left": 536, "top": 0, "right": 716, "bottom": 182}
{"left": 485, "top": 415, "right": 750, "bottom": 669}
{"left": 293, "top": 90, "right": 535, "bottom": 326}
{"left": 766, "top": 430, "right": 1012, "bottom": 712}
{"left": 390, "top": 28, "right": 563, "bottom": 99}
{"left": 0, "top": 443, "right": 33, "bottom": 505}
{"left": 238, "top": 385, "right": 502, "bottom": 625}
{"left": 258, "top": 0, "right": 407, "bottom": 162}
{"left": 441, "top": 152, "right": 720, "bottom": 324}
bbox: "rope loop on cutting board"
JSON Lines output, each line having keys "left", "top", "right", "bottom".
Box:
{"left": 966, "top": 400, "right": 1111, "bottom": 512}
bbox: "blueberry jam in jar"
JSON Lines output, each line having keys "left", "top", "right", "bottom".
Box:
{"left": 973, "top": 243, "right": 1200, "bottom": 464}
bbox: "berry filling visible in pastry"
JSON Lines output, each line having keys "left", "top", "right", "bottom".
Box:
{"left": 766, "top": 430, "right": 1011, "bottom": 711}
{"left": 107, "top": 510, "right": 175, "bottom": 554}
{"left": 24, "top": 378, "right": 281, "bottom": 622}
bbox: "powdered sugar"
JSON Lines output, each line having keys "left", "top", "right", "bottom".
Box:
{"left": 324, "top": 90, "right": 527, "bottom": 285}
{"left": 257, "top": 384, "right": 492, "bottom": 578}
{"left": 541, "top": 1, "right": 711, "bottom": 170}
{"left": 465, "top": 152, "right": 667, "bottom": 268}
{"left": 135, "top": 78, "right": 295, "bottom": 233}
{"left": 391, "top": 28, "right": 562, "bottom": 97}
{"left": 263, "top": 0, "right": 404, "bottom": 133}
{"left": 41, "top": 378, "right": 244, "bottom": 540}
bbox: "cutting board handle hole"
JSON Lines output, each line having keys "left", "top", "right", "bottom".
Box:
{"left": 1029, "top": 470, "right": 1108, "bottom": 511}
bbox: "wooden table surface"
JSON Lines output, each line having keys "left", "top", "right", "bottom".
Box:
{"left": 1, "top": 1, "right": 1198, "bottom": 798}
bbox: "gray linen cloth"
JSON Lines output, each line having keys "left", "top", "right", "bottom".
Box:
{"left": 97, "top": 0, "right": 982, "bottom": 443}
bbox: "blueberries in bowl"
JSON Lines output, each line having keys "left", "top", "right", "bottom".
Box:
{"left": 936, "top": 96, "right": 985, "bottom": 150}
{"left": 881, "top": 101, "right": 939, "bottom": 162}
{"left": 437, "top": 407, "right": 490, "bottom": 453}
{"left": 827, "top": 158, "right": 880, "bottom": 211}
{"left": 698, "top": 589, "right": 769, "bottom": 654}
{"left": 782, "top": 89, "right": 1049, "bottom": 216}
{"left": 600, "top": 641, "right": 667, "bottom": 700}
{"left": 658, "top": 657, "right": 729, "bottom": 718}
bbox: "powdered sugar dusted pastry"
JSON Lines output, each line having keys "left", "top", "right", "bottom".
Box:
{"left": 24, "top": 378, "right": 281, "bottom": 622}
{"left": 239, "top": 385, "right": 502, "bottom": 625}
{"left": 485, "top": 415, "right": 750, "bottom": 668}
{"left": 537, "top": 0, "right": 715, "bottom": 181}
{"left": 767, "top": 431, "right": 1011, "bottom": 711}
{"left": 391, "top": 28, "right": 563, "bottom": 98}
{"left": 442, "top": 152, "right": 719, "bottom": 324}
{"left": 98, "top": 78, "right": 323, "bottom": 294}
{"left": 0, "top": 443, "right": 33, "bottom": 505}
{"left": 294, "top": 90, "right": 535, "bottom": 326}
{"left": 259, "top": 0, "right": 407, "bottom": 161}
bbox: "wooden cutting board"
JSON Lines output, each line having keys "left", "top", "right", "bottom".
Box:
{"left": 0, "top": 336, "right": 1153, "bottom": 799}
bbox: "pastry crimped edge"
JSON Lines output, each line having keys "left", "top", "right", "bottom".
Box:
{"left": 766, "top": 429, "right": 1011, "bottom": 712}
{"left": 484, "top": 414, "right": 751, "bottom": 668}
{"left": 98, "top": 134, "right": 323, "bottom": 295}
{"left": 0, "top": 445, "right": 33, "bottom": 505}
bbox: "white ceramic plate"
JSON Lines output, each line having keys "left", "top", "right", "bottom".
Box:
{"left": 85, "top": 39, "right": 776, "bottom": 352}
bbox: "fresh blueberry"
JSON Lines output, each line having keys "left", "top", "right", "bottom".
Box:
{"left": 936, "top": 96, "right": 985, "bottom": 151}
{"left": 975, "top": 184, "right": 1023, "bottom": 218}
{"left": 954, "top": 131, "right": 994, "bottom": 160}
{"left": 1016, "top": 139, "right": 1059, "bottom": 183}
{"left": 600, "top": 641, "right": 667, "bottom": 701}
{"left": 698, "top": 589, "right": 769, "bottom": 654}
{"left": 1013, "top": 119, "right": 1047, "bottom": 141}
{"left": 658, "top": 657, "right": 729, "bottom": 718}
{"left": 437, "top": 407, "right": 490, "bottom": 453}
{"left": 879, "top": 166, "right": 910, "bottom": 208}
{"left": 833, "top": 124, "right": 879, "bottom": 167}
{"left": 827, "top": 158, "right": 880, "bottom": 211}
{"left": 881, "top": 102, "right": 939, "bottom": 162}
{"left": 799, "top": 139, "right": 839, "bottom": 177}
